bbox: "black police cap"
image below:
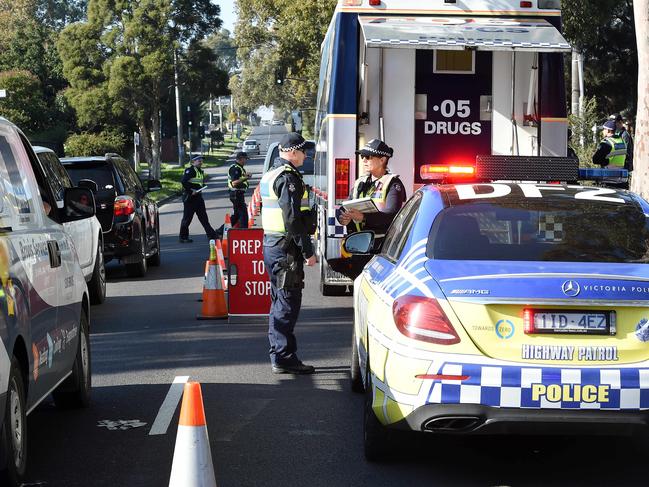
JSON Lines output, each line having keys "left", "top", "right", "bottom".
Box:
{"left": 356, "top": 139, "right": 393, "bottom": 158}
{"left": 236, "top": 151, "right": 249, "bottom": 159}
{"left": 279, "top": 132, "right": 306, "bottom": 152}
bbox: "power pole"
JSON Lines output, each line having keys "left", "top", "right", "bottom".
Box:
{"left": 174, "top": 50, "right": 184, "bottom": 166}
{"left": 632, "top": 0, "right": 649, "bottom": 199}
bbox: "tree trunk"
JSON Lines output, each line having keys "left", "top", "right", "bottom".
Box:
{"left": 139, "top": 121, "right": 154, "bottom": 178}
{"left": 632, "top": 0, "right": 649, "bottom": 199}
{"left": 150, "top": 107, "right": 162, "bottom": 181}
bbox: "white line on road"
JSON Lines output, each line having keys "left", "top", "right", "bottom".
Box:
{"left": 149, "top": 376, "right": 190, "bottom": 436}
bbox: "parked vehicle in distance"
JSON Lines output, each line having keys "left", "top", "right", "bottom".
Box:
{"left": 33, "top": 147, "right": 106, "bottom": 304}
{"left": 60, "top": 154, "right": 162, "bottom": 277}
{"left": 272, "top": 120, "right": 284, "bottom": 126}
{"left": 0, "top": 117, "right": 93, "bottom": 486}
{"left": 242, "top": 139, "right": 260, "bottom": 156}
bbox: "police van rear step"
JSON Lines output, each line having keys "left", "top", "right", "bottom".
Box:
{"left": 326, "top": 265, "right": 352, "bottom": 285}
{"left": 476, "top": 155, "right": 578, "bottom": 182}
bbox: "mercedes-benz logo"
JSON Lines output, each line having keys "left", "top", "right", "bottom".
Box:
{"left": 561, "top": 280, "right": 580, "bottom": 297}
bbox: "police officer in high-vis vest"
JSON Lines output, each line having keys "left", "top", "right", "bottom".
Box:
{"left": 260, "top": 132, "right": 316, "bottom": 375}
{"left": 179, "top": 155, "right": 219, "bottom": 243}
{"left": 593, "top": 120, "right": 627, "bottom": 169}
{"left": 338, "top": 139, "right": 406, "bottom": 238}
{"left": 228, "top": 151, "right": 250, "bottom": 229}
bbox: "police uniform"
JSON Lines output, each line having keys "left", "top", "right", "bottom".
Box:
{"left": 178, "top": 156, "right": 218, "bottom": 243}
{"left": 593, "top": 120, "right": 627, "bottom": 169}
{"left": 260, "top": 133, "right": 315, "bottom": 374}
{"left": 613, "top": 114, "right": 634, "bottom": 172}
{"left": 228, "top": 152, "right": 250, "bottom": 229}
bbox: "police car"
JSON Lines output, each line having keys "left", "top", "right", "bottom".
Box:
{"left": 345, "top": 158, "right": 649, "bottom": 460}
{"left": 0, "top": 118, "right": 93, "bottom": 485}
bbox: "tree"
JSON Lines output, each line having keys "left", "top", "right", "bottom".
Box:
{"left": 631, "top": 0, "right": 649, "bottom": 199}
{"left": 58, "top": 0, "right": 223, "bottom": 179}
{"left": 204, "top": 28, "right": 239, "bottom": 75}
{"left": 0, "top": 70, "right": 49, "bottom": 130}
{"left": 562, "top": 0, "right": 637, "bottom": 117}
{"left": 232, "top": 0, "right": 336, "bottom": 112}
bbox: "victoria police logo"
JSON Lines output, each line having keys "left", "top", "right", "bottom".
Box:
{"left": 636, "top": 318, "right": 649, "bottom": 342}
{"left": 561, "top": 280, "right": 580, "bottom": 297}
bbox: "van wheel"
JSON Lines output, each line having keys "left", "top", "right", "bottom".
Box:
{"left": 350, "top": 329, "right": 364, "bottom": 393}
{"left": 88, "top": 246, "right": 106, "bottom": 305}
{"left": 125, "top": 232, "right": 147, "bottom": 278}
{"left": 1, "top": 358, "right": 27, "bottom": 485}
{"left": 53, "top": 312, "right": 91, "bottom": 409}
{"left": 147, "top": 229, "right": 161, "bottom": 267}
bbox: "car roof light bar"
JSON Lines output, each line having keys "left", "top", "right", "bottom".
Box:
{"left": 578, "top": 167, "right": 629, "bottom": 180}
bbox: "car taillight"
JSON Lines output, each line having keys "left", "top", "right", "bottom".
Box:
{"left": 114, "top": 196, "right": 135, "bottom": 217}
{"left": 393, "top": 295, "right": 460, "bottom": 344}
{"left": 335, "top": 158, "right": 350, "bottom": 200}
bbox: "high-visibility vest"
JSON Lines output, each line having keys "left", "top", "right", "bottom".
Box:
{"left": 188, "top": 166, "right": 205, "bottom": 186}
{"left": 260, "top": 163, "right": 309, "bottom": 235}
{"left": 603, "top": 136, "right": 627, "bottom": 167}
{"left": 227, "top": 163, "right": 249, "bottom": 190}
{"left": 351, "top": 173, "right": 399, "bottom": 232}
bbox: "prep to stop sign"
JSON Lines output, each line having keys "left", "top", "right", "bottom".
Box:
{"left": 227, "top": 228, "right": 270, "bottom": 316}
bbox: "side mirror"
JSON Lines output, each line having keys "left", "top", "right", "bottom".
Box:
{"left": 78, "top": 179, "right": 99, "bottom": 193}
{"left": 343, "top": 231, "right": 375, "bottom": 255}
{"left": 63, "top": 188, "right": 95, "bottom": 221}
{"left": 146, "top": 179, "right": 163, "bottom": 192}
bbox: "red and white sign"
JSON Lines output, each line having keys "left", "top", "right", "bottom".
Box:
{"left": 227, "top": 229, "right": 270, "bottom": 316}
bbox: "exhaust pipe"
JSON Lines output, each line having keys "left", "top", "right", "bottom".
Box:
{"left": 423, "top": 416, "right": 482, "bottom": 433}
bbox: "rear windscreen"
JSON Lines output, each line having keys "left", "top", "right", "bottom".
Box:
{"left": 430, "top": 198, "right": 649, "bottom": 263}
{"left": 64, "top": 163, "right": 116, "bottom": 191}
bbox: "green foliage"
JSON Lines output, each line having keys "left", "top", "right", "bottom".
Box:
{"left": 0, "top": 70, "right": 49, "bottom": 131}
{"left": 569, "top": 97, "right": 600, "bottom": 166}
{"left": 562, "top": 0, "right": 637, "bottom": 117}
{"left": 64, "top": 131, "right": 126, "bottom": 156}
{"left": 232, "top": 0, "right": 336, "bottom": 112}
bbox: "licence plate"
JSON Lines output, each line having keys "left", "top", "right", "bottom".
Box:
{"left": 528, "top": 310, "right": 616, "bottom": 335}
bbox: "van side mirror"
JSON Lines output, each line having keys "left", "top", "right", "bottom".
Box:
{"left": 78, "top": 179, "right": 99, "bottom": 193}
{"left": 63, "top": 188, "right": 95, "bottom": 221}
{"left": 343, "top": 231, "right": 375, "bottom": 255}
{"left": 146, "top": 179, "right": 162, "bottom": 192}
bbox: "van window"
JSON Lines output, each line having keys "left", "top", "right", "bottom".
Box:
{"left": 0, "top": 132, "right": 34, "bottom": 216}
{"left": 38, "top": 152, "right": 73, "bottom": 207}
{"left": 434, "top": 50, "right": 475, "bottom": 74}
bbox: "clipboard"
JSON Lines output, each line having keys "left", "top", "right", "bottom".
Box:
{"left": 194, "top": 185, "right": 208, "bottom": 193}
{"left": 341, "top": 197, "right": 379, "bottom": 213}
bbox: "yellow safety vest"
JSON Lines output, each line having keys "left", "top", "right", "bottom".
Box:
{"left": 188, "top": 167, "right": 205, "bottom": 186}
{"left": 603, "top": 136, "right": 627, "bottom": 167}
{"left": 260, "top": 163, "right": 310, "bottom": 235}
{"left": 228, "top": 163, "right": 249, "bottom": 190}
{"left": 350, "top": 173, "right": 398, "bottom": 232}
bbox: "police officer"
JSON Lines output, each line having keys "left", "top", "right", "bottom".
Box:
{"left": 260, "top": 132, "right": 316, "bottom": 375}
{"left": 338, "top": 139, "right": 406, "bottom": 237}
{"left": 228, "top": 152, "right": 250, "bottom": 229}
{"left": 613, "top": 113, "right": 634, "bottom": 172}
{"left": 179, "top": 155, "right": 219, "bottom": 243}
{"left": 592, "top": 120, "right": 627, "bottom": 169}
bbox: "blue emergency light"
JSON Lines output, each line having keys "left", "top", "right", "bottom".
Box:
{"left": 578, "top": 167, "right": 629, "bottom": 180}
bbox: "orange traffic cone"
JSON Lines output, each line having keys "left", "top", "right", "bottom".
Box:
{"left": 168, "top": 382, "right": 217, "bottom": 487}
{"left": 197, "top": 257, "right": 227, "bottom": 320}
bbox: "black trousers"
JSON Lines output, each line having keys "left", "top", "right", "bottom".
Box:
{"left": 229, "top": 190, "right": 248, "bottom": 229}
{"left": 179, "top": 194, "right": 217, "bottom": 240}
{"left": 264, "top": 243, "right": 305, "bottom": 366}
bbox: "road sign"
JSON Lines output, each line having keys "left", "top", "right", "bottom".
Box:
{"left": 134, "top": 132, "right": 140, "bottom": 145}
{"left": 0, "top": 89, "right": 6, "bottom": 98}
{"left": 227, "top": 228, "right": 270, "bottom": 316}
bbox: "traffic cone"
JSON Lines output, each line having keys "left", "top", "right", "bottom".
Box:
{"left": 197, "top": 257, "right": 228, "bottom": 320}
{"left": 168, "top": 382, "right": 217, "bottom": 487}
{"left": 221, "top": 214, "right": 231, "bottom": 258}
{"left": 215, "top": 240, "right": 227, "bottom": 289}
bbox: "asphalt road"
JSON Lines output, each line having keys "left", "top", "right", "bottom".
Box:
{"left": 22, "top": 125, "right": 649, "bottom": 486}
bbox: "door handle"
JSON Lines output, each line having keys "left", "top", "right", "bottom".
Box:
{"left": 48, "top": 240, "right": 61, "bottom": 268}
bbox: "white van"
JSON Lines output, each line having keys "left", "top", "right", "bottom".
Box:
{"left": 33, "top": 147, "right": 106, "bottom": 304}
{"left": 0, "top": 118, "right": 93, "bottom": 486}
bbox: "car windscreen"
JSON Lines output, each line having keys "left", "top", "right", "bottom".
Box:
{"left": 64, "top": 162, "right": 116, "bottom": 191}
{"left": 429, "top": 191, "right": 649, "bottom": 263}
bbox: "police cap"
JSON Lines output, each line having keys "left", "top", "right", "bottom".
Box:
{"left": 191, "top": 155, "right": 204, "bottom": 162}
{"left": 356, "top": 139, "right": 394, "bottom": 158}
{"left": 279, "top": 132, "right": 306, "bottom": 152}
{"left": 602, "top": 120, "right": 616, "bottom": 131}
{"left": 236, "top": 151, "right": 249, "bottom": 160}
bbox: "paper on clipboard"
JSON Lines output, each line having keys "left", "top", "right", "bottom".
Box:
{"left": 341, "top": 197, "right": 379, "bottom": 213}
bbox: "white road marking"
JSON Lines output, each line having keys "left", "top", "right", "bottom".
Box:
{"left": 149, "top": 376, "right": 190, "bottom": 436}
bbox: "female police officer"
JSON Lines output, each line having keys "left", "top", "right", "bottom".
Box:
{"left": 260, "top": 133, "right": 316, "bottom": 374}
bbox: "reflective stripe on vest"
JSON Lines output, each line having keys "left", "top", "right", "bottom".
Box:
{"left": 260, "top": 164, "right": 309, "bottom": 235}
{"left": 189, "top": 167, "right": 205, "bottom": 185}
{"left": 227, "top": 163, "right": 249, "bottom": 190}
{"left": 604, "top": 136, "right": 627, "bottom": 167}
{"left": 351, "top": 173, "right": 398, "bottom": 231}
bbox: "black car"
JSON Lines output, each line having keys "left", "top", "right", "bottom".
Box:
{"left": 60, "top": 153, "right": 162, "bottom": 277}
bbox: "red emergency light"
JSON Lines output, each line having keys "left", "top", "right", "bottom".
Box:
{"left": 369, "top": 0, "right": 381, "bottom": 5}
{"left": 335, "top": 158, "right": 350, "bottom": 200}
{"left": 420, "top": 164, "right": 475, "bottom": 181}
{"left": 520, "top": 1, "right": 533, "bottom": 7}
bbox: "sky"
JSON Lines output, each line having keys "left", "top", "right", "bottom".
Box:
{"left": 216, "top": 0, "right": 237, "bottom": 32}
